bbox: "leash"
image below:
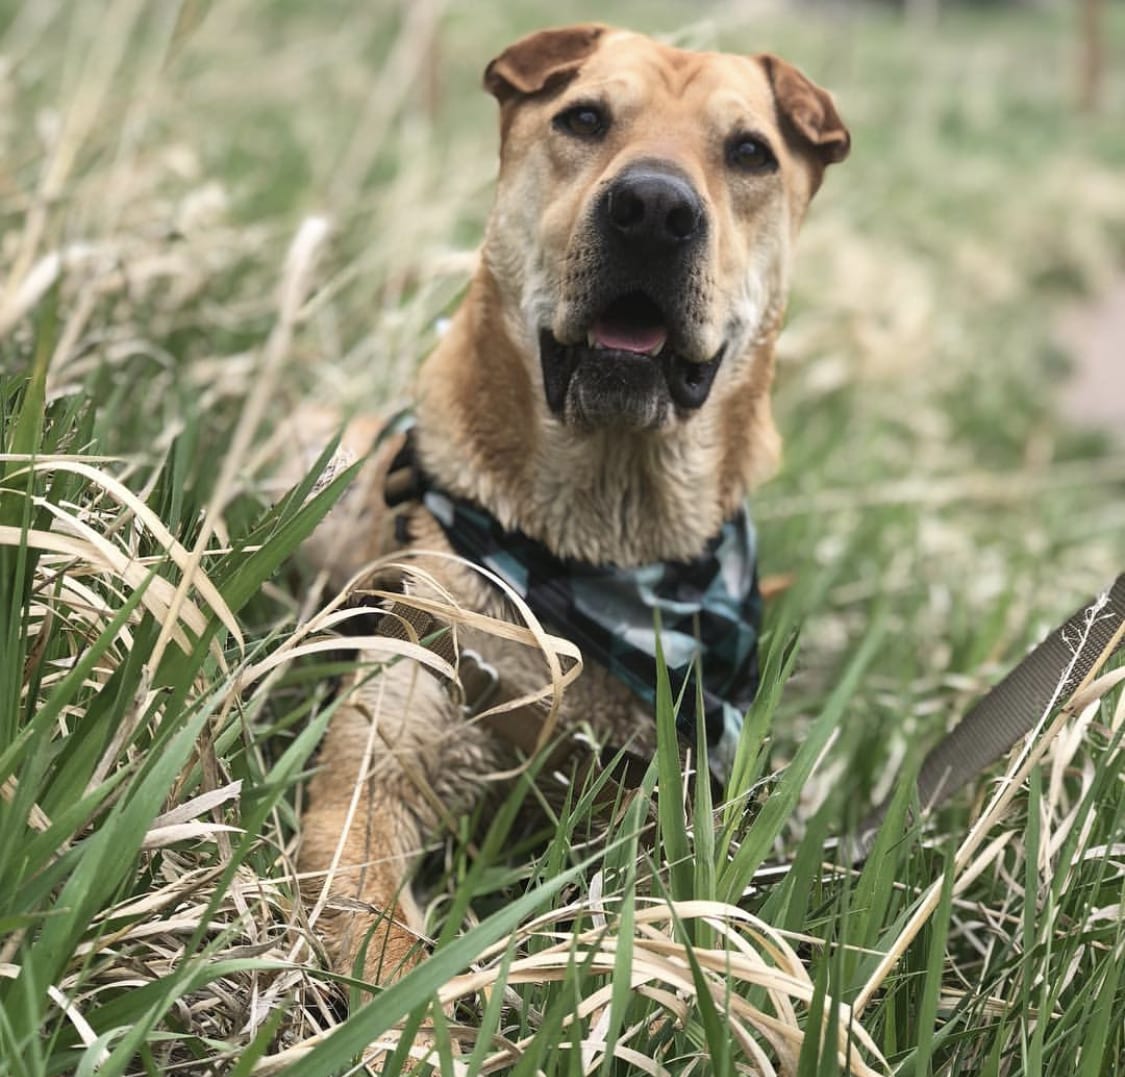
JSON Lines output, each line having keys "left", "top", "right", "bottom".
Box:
{"left": 744, "top": 572, "right": 1125, "bottom": 884}
{"left": 850, "top": 571, "right": 1125, "bottom": 861}
{"left": 373, "top": 575, "right": 1124, "bottom": 867}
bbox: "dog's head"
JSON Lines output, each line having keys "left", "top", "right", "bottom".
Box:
{"left": 481, "top": 25, "right": 849, "bottom": 432}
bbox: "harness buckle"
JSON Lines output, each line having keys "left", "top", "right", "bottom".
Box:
{"left": 458, "top": 650, "right": 501, "bottom": 717}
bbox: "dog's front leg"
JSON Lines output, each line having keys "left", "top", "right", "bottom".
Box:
{"left": 300, "top": 662, "right": 503, "bottom": 986}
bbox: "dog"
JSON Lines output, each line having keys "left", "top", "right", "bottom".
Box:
{"left": 294, "top": 24, "right": 849, "bottom": 987}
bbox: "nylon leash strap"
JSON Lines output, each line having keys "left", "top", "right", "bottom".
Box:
{"left": 853, "top": 572, "right": 1125, "bottom": 860}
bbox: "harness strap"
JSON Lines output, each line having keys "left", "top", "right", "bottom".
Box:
{"left": 375, "top": 601, "right": 457, "bottom": 669}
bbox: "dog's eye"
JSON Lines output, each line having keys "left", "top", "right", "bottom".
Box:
{"left": 554, "top": 105, "right": 608, "bottom": 140}
{"left": 727, "top": 135, "right": 777, "bottom": 173}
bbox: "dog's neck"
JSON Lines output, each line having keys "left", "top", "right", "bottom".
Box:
{"left": 415, "top": 271, "right": 779, "bottom": 567}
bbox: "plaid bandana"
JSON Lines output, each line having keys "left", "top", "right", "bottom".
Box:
{"left": 391, "top": 428, "right": 761, "bottom": 784}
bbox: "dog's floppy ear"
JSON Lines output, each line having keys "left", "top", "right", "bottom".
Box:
{"left": 484, "top": 24, "right": 607, "bottom": 106}
{"left": 756, "top": 54, "right": 850, "bottom": 186}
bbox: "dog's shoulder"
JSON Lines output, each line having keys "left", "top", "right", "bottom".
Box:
{"left": 275, "top": 406, "right": 405, "bottom": 590}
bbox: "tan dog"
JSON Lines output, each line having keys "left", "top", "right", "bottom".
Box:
{"left": 297, "top": 24, "right": 848, "bottom": 986}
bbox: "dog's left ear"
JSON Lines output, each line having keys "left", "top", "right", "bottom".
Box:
{"left": 484, "top": 24, "right": 607, "bottom": 106}
{"left": 756, "top": 55, "right": 850, "bottom": 187}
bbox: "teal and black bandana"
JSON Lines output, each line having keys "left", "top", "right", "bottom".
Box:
{"left": 390, "top": 430, "right": 761, "bottom": 784}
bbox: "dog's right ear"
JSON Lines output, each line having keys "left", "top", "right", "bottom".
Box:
{"left": 483, "top": 25, "right": 607, "bottom": 107}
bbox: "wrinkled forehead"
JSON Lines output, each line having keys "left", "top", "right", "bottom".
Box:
{"left": 563, "top": 33, "right": 778, "bottom": 135}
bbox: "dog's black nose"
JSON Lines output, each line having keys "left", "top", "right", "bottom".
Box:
{"left": 601, "top": 165, "right": 705, "bottom": 251}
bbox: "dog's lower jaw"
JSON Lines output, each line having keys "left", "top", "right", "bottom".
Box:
{"left": 538, "top": 330, "right": 726, "bottom": 431}
{"left": 568, "top": 378, "right": 667, "bottom": 431}
{"left": 547, "top": 341, "right": 669, "bottom": 431}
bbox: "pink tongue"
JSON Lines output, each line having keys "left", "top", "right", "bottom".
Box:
{"left": 591, "top": 320, "right": 668, "bottom": 355}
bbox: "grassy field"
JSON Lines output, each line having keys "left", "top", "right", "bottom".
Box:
{"left": 1, "top": 0, "right": 1124, "bottom": 1073}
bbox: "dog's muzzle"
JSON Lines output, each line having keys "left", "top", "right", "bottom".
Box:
{"left": 541, "top": 163, "right": 724, "bottom": 430}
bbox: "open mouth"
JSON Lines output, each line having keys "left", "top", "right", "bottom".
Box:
{"left": 541, "top": 291, "right": 725, "bottom": 424}
{"left": 588, "top": 292, "right": 669, "bottom": 356}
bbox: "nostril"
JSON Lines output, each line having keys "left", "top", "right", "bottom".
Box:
{"left": 609, "top": 189, "right": 645, "bottom": 231}
{"left": 666, "top": 203, "right": 698, "bottom": 241}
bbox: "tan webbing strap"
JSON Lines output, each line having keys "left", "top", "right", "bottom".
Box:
{"left": 377, "top": 602, "right": 457, "bottom": 670}
{"left": 383, "top": 464, "right": 420, "bottom": 509}
{"left": 853, "top": 572, "right": 1125, "bottom": 860}
{"left": 458, "top": 658, "right": 626, "bottom": 785}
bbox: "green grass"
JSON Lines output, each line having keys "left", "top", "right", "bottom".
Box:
{"left": 1, "top": 0, "right": 1124, "bottom": 1073}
